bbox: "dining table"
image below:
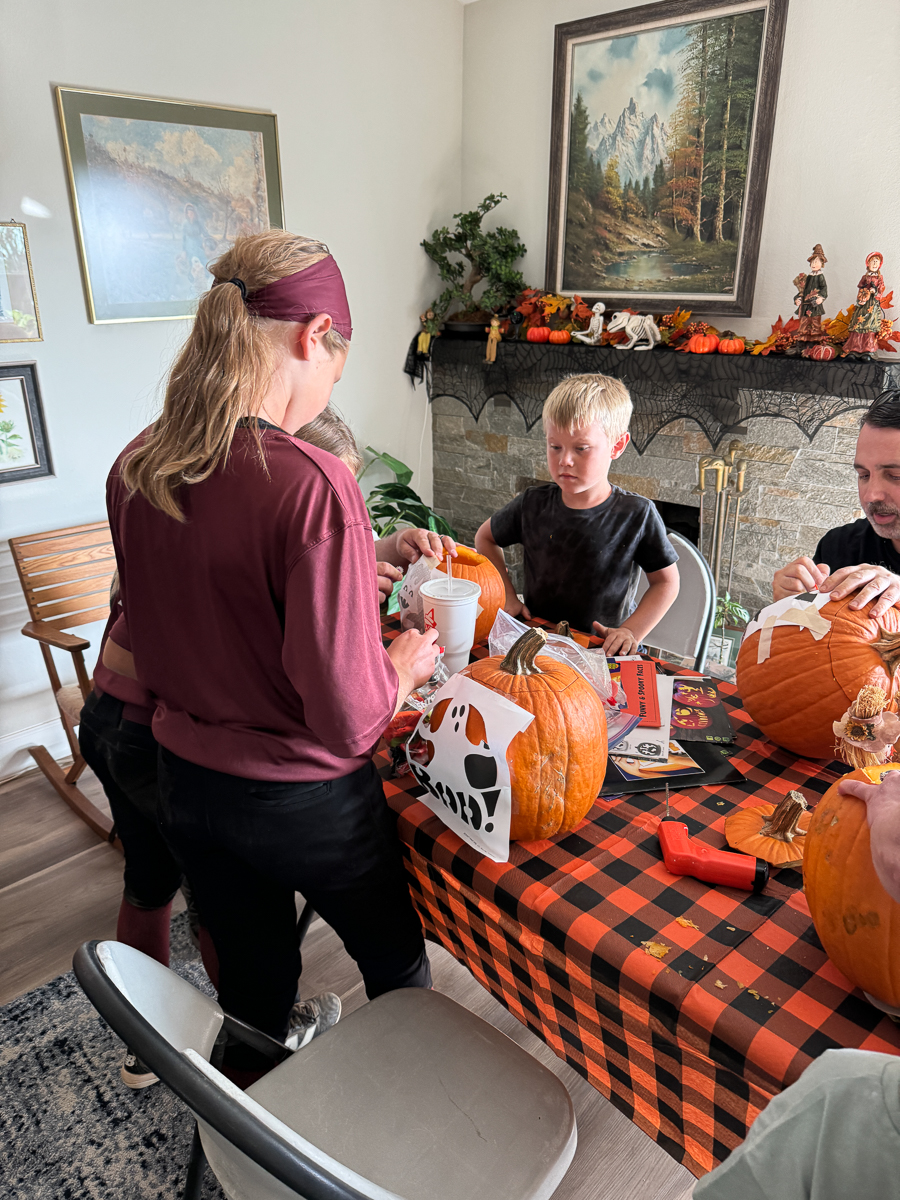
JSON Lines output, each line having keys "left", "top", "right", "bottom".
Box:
{"left": 376, "top": 611, "right": 900, "bottom": 1179}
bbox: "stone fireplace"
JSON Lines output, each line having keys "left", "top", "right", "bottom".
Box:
{"left": 431, "top": 394, "right": 865, "bottom": 617}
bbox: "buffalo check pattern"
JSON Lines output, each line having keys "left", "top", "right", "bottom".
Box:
{"left": 378, "top": 614, "right": 900, "bottom": 1177}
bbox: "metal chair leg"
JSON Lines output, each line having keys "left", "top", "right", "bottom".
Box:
{"left": 182, "top": 1123, "right": 208, "bottom": 1200}
{"left": 297, "top": 901, "right": 315, "bottom": 946}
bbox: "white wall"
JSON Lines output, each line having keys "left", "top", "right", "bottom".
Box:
{"left": 460, "top": 0, "right": 900, "bottom": 340}
{"left": 0, "top": 0, "right": 463, "bottom": 777}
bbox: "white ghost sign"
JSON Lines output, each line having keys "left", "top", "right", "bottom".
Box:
{"left": 406, "top": 674, "right": 534, "bottom": 862}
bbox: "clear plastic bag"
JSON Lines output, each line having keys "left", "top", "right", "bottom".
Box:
{"left": 487, "top": 610, "right": 617, "bottom": 708}
{"left": 403, "top": 655, "right": 453, "bottom": 712}
{"left": 397, "top": 555, "right": 444, "bottom": 633}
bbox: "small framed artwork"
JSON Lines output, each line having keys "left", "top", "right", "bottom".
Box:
{"left": 56, "top": 86, "right": 284, "bottom": 324}
{"left": 708, "top": 626, "right": 743, "bottom": 669}
{"left": 545, "top": 0, "right": 789, "bottom": 316}
{"left": 0, "top": 362, "right": 53, "bottom": 484}
{"left": 0, "top": 222, "right": 42, "bottom": 342}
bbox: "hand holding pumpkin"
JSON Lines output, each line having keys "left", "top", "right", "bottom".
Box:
{"left": 819, "top": 563, "right": 900, "bottom": 618}
{"left": 772, "top": 555, "right": 830, "bottom": 601}
{"left": 837, "top": 771, "right": 900, "bottom": 904}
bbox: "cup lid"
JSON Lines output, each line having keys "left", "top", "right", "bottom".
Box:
{"left": 419, "top": 578, "right": 481, "bottom": 601}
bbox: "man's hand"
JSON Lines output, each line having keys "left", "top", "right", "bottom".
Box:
{"left": 837, "top": 771, "right": 900, "bottom": 904}
{"left": 593, "top": 623, "right": 640, "bottom": 656}
{"left": 504, "top": 595, "right": 531, "bottom": 620}
{"left": 387, "top": 627, "right": 441, "bottom": 714}
{"left": 394, "top": 529, "right": 457, "bottom": 565}
{"left": 772, "top": 557, "right": 830, "bottom": 601}
{"left": 376, "top": 561, "right": 402, "bottom": 605}
{"left": 820, "top": 563, "right": 900, "bottom": 618}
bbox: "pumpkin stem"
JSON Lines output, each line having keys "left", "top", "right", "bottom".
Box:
{"left": 500, "top": 628, "right": 547, "bottom": 675}
{"left": 555, "top": 620, "right": 572, "bottom": 640}
{"left": 759, "top": 791, "right": 809, "bottom": 842}
{"left": 872, "top": 626, "right": 900, "bottom": 680}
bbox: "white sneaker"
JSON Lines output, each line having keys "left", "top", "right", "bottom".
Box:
{"left": 284, "top": 992, "right": 342, "bottom": 1051}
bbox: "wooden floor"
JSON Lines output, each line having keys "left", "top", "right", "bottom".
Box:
{"left": 0, "top": 764, "right": 695, "bottom": 1200}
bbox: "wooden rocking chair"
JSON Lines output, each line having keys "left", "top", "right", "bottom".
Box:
{"left": 9, "top": 521, "right": 117, "bottom": 842}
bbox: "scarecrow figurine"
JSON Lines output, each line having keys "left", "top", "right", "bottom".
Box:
{"left": 793, "top": 244, "right": 828, "bottom": 355}
{"left": 417, "top": 309, "right": 438, "bottom": 355}
{"left": 842, "top": 251, "right": 887, "bottom": 358}
{"left": 484, "top": 314, "right": 502, "bottom": 363}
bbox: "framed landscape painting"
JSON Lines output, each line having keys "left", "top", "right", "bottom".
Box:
{"left": 0, "top": 362, "right": 53, "bottom": 484}
{"left": 545, "top": 0, "right": 788, "bottom": 316}
{"left": 0, "top": 222, "right": 42, "bottom": 342}
{"left": 56, "top": 87, "right": 284, "bottom": 323}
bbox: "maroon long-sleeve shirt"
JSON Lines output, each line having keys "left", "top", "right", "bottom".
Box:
{"left": 106, "top": 424, "right": 398, "bottom": 780}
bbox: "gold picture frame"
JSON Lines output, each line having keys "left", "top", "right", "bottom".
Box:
{"left": 0, "top": 222, "right": 43, "bottom": 342}
{"left": 56, "top": 86, "right": 284, "bottom": 324}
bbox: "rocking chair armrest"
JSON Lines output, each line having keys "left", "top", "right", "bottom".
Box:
{"left": 21, "top": 621, "right": 91, "bottom": 653}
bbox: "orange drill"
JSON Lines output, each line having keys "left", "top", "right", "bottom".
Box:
{"left": 658, "top": 785, "right": 769, "bottom": 893}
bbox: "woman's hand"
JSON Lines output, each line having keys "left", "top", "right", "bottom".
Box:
{"left": 394, "top": 529, "right": 457, "bottom": 565}
{"left": 387, "top": 627, "right": 441, "bottom": 713}
{"left": 593, "top": 623, "right": 640, "bottom": 656}
{"left": 837, "top": 771, "right": 900, "bottom": 904}
{"left": 376, "top": 561, "right": 403, "bottom": 605}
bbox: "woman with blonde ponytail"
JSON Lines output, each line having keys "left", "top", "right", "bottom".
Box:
{"left": 105, "top": 231, "right": 439, "bottom": 1083}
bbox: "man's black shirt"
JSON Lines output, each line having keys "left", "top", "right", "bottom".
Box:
{"left": 814, "top": 518, "right": 900, "bottom": 574}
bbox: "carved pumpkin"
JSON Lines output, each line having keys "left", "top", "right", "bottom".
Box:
{"left": 805, "top": 763, "right": 900, "bottom": 1008}
{"left": 436, "top": 545, "right": 505, "bottom": 644}
{"left": 807, "top": 343, "right": 836, "bottom": 361}
{"left": 686, "top": 332, "right": 719, "bottom": 353}
{"left": 725, "top": 791, "right": 811, "bottom": 869}
{"left": 527, "top": 326, "right": 551, "bottom": 343}
{"left": 460, "top": 628, "right": 608, "bottom": 841}
{"left": 736, "top": 592, "right": 900, "bottom": 759}
{"left": 548, "top": 329, "right": 571, "bottom": 344}
{"left": 717, "top": 332, "right": 745, "bottom": 354}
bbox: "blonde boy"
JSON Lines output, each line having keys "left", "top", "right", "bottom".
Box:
{"left": 475, "top": 374, "right": 679, "bottom": 654}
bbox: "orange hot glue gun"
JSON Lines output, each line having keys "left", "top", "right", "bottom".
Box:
{"left": 659, "top": 785, "right": 769, "bottom": 893}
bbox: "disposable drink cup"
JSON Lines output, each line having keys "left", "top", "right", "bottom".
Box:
{"left": 419, "top": 578, "right": 482, "bottom": 674}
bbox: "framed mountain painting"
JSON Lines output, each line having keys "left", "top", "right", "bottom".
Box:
{"left": 545, "top": 0, "right": 788, "bottom": 316}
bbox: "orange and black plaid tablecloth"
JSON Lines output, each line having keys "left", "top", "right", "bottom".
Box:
{"left": 377, "top": 614, "right": 900, "bottom": 1178}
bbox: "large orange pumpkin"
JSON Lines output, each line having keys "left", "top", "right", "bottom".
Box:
{"left": 736, "top": 592, "right": 900, "bottom": 758}
{"left": 458, "top": 627, "right": 608, "bottom": 841}
{"left": 805, "top": 763, "right": 900, "bottom": 1008}
{"left": 436, "top": 545, "right": 505, "bottom": 644}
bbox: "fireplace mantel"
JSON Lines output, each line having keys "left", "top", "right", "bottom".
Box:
{"left": 408, "top": 335, "right": 900, "bottom": 453}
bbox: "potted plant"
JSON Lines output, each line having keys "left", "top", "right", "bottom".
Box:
{"left": 708, "top": 593, "right": 750, "bottom": 670}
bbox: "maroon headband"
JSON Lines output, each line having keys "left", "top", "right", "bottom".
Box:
{"left": 245, "top": 255, "right": 352, "bottom": 340}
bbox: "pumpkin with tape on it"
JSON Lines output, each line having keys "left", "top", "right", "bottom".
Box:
{"left": 436, "top": 545, "right": 505, "bottom": 644}
{"left": 548, "top": 329, "right": 571, "bottom": 344}
{"left": 527, "top": 326, "right": 551, "bottom": 343}
{"left": 805, "top": 763, "right": 900, "bottom": 1008}
{"left": 686, "top": 332, "right": 719, "bottom": 353}
{"left": 717, "top": 332, "right": 745, "bottom": 354}
{"left": 460, "top": 627, "right": 608, "bottom": 841}
{"left": 735, "top": 591, "right": 900, "bottom": 759}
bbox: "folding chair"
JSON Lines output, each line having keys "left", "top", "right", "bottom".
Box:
{"left": 634, "top": 530, "right": 717, "bottom": 670}
{"left": 74, "top": 939, "right": 578, "bottom": 1200}
{"left": 9, "top": 521, "right": 116, "bottom": 841}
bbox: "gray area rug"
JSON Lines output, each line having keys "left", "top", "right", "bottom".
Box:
{"left": 0, "top": 915, "right": 226, "bottom": 1199}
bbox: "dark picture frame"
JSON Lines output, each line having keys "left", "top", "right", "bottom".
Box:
{"left": 0, "top": 222, "right": 43, "bottom": 342}
{"left": 56, "top": 86, "right": 284, "bottom": 324}
{"left": 545, "top": 0, "right": 789, "bottom": 316}
{"left": 0, "top": 361, "right": 53, "bottom": 484}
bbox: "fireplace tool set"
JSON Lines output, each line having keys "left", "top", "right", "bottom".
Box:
{"left": 695, "top": 441, "right": 749, "bottom": 594}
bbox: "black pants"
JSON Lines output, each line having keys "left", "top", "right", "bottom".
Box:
{"left": 158, "top": 750, "right": 431, "bottom": 1040}
{"left": 79, "top": 691, "right": 183, "bottom": 909}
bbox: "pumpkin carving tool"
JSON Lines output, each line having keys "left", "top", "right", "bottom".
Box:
{"left": 658, "top": 784, "right": 769, "bottom": 892}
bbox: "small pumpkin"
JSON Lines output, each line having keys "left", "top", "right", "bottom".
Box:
{"left": 436, "top": 545, "right": 505, "bottom": 644}
{"left": 717, "top": 331, "right": 745, "bottom": 354}
{"left": 807, "top": 343, "right": 836, "bottom": 361}
{"left": 527, "top": 326, "right": 551, "bottom": 343}
{"left": 686, "top": 332, "right": 719, "bottom": 353}
{"left": 735, "top": 590, "right": 900, "bottom": 759}
{"left": 805, "top": 763, "right": 900, "bottom": 1008}
{"left": 461, "top": 627, "right": 608, "bottom": 841}
{"left": 548, "top": 329, "right": 571, "bottom": 344}
{"left": 725, "top": 790, "right": 811, "bottom": 869}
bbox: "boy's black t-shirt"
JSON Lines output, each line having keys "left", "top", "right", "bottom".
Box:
{"left": 814, "top": 518, "right": 900, "bottom": 574}
{"left": 490, "top": 483, "right": 678, "bottom": 633}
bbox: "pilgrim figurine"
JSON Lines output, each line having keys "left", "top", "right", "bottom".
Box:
{"left": 484, "top": 314, "right": 502, "bottom": 363}
{"left": 842, "top": 251, "right": 886, "bottom": 358}
{"left": 572, "top": 301, "right": 606, "bottom": 345}
{"left": 793, "top": 244, "right": 828, "bottom": 354}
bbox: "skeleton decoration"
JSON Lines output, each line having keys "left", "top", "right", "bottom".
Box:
{"left": 406, "top": 674, "right": 534, "bottom": 862}
{"left": 571, "top": 302, "right": 606, "bottom": 345}
{"left": 742, "top": 592, "right": 832, "bottom": 664}
{"left": 606, "top": 311, "right": 661, "bottom": 351}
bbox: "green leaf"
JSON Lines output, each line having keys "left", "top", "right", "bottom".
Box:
{"left": 363, "top": 446, "right": 413, "bottom": 487}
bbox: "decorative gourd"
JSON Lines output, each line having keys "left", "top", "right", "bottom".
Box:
{"left": 724, "top": 791, "right": 811, "bottom": 869}
{"left": 436, "top": 545, "right": 505, "bottom": 644}
{"left": 548, "top": 329, "right": 571, "bottom": 344}
{"left": 686, "top": 332, "right": 719, "bottom": 353}
{"left": 527, "top": 326, "right": 551, "bottom": 343}
{"left": 460, "top": 627, "right": 608, "bottom": 841}
{"left": 736, "top": 591, "right": 900, "bottom": 759}
{"left": 807, "top": 343, "right": 836, "bottom": 361}
{"left": 804, "top": 763, "right": 900, "bottom": 1008}
{"left": 717, "top": 331, "right": 745, "bottom": 354}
